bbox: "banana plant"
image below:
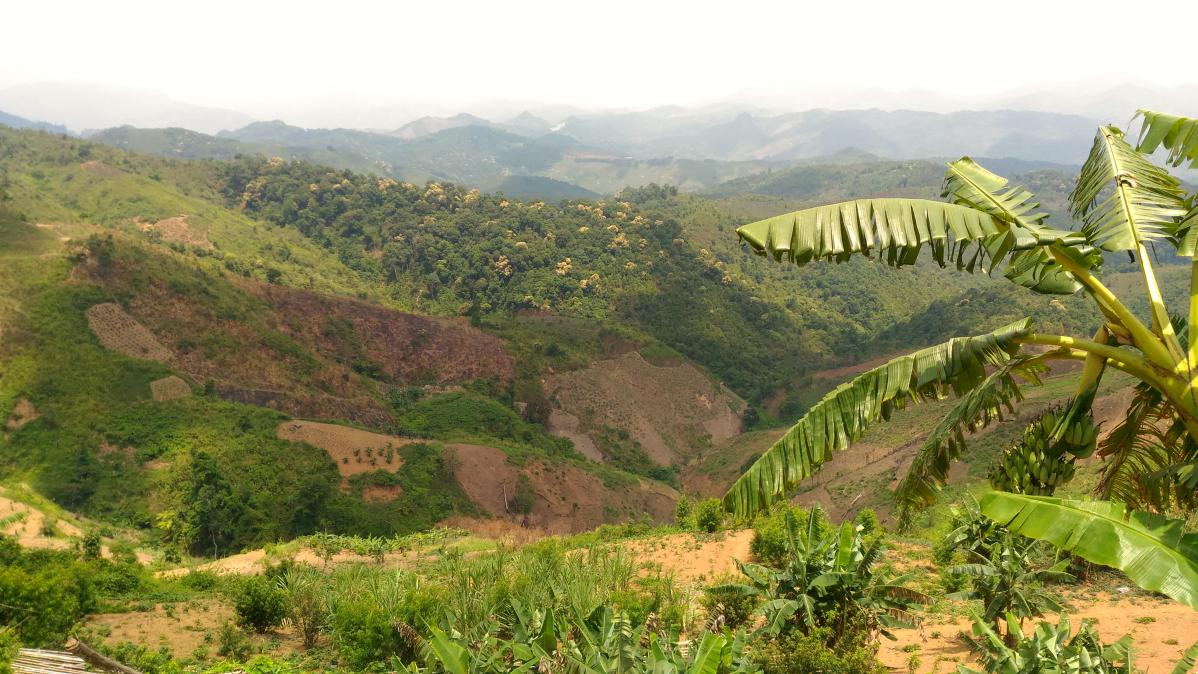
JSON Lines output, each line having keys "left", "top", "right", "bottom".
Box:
{"left": 722, "top": 109, "right": 1198, "bottom": 605}
{"left": 399, "top": 608, "right": 753, "bottom": 673}
{"left": 713, "top": 506, "right": 927, "bottom": 646}
{"left": 979, "top": 492, "right": 1198, "bottom": 611}
{"left": 958, "top": 613, "right": 1133, "bottom": 674}
{"left": 945, "top": 529, "right": 1072, "bottom": 639}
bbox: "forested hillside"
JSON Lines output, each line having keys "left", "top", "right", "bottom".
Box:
{"left": 0, "top": 125, "right": 1165, "bottom": 547}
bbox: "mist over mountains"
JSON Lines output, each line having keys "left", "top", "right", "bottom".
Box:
{"left": 2, "top": 79, "right": 1194, "bottom": 198}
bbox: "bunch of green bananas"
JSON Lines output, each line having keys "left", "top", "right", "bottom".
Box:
{"left": 988, "top": 408, "right": 1097, "bottom": 495}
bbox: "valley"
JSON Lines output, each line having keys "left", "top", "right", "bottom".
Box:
{"left": 3, "top": 100, "right": 1198, "bottom": 673}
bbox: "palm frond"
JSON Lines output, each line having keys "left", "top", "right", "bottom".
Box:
{"left": 1176, "top": 198, "right": 1198, "bottom": 257}
{"left": 1171, "top": 640, "right": 1198, "bottom": 674}
{"left": 1096, "top": 379, "right": 1198, "bottom": 509}
{"left": 736, "top": 198, "right": 1015, "bottom": 272}
{"left": 1134, "top": 109, "right": 1198, "bottom": 169}
{"left": 895, "top": 358, "right": 1040, "bottom": 519}
{"left": 1070, "top": 125, "right": 1187, "bottom": 252}
{"left": 1097, "top": 381, "right": 1167, "bottom": 501}
{"left": 941, "top": 156, "right": 1102, "bottom": 295}
{"left": 943, "top": 157, "right": 1055, "bottom": 233}
{"left": 979, "top": 491, "right": 1198, "bottom": 610}
{"left": 722, "top": 319, "right": 1031, "bottom": 516}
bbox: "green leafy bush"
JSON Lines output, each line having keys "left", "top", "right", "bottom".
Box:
{"left": 0, "top": 627, "right": 18, "bottom": 674}
{"left": 217, "top": 621, "right": 253, "bottom": 660}
{"left": 278, "top": 569, "right": 325, "bottom": 649}
{"left": 702, "top": 581, "right": 759, "bottom": 629}
{"left": 328, "top": 601, "right": 414, "bottom": 669}
{"left": 232, "top": 575, "right": 287, "bottom": 633}
{"left": 510, "top": 473, "right": 536, "bottom": 515}
{"left": 751, "top": 504, "right": 825, "bottom": 565}
{"left": 722, "top": 507, "right": 926, "bottom": 649}
{"left": 695, "top": 498, "right": 724, "bottom": 533}
{"left": 674, "top": 495, "right": 693, "bottom": 527}
{"left": 0, "top": 542, "right": 95, "bottom": 647}
{"left": 749, "top": 628, "right": 885, "bottom": 674}
{"left": 960, "top": 614, "right": 1132, "bottom": 674}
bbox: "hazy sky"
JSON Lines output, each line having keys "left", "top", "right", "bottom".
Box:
{"left": 4, "top": 0, "right": 1196, "bottom": 115}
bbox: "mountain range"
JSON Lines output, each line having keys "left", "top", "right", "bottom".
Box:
{"left": 4, "top": 79, "right": 1192, "bottom": 200}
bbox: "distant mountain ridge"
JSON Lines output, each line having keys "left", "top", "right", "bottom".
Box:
{"left": 0, "top": 82, "right": 253, "bottom": 134}
{"left": 551, "top": 107, "right": 1099, "bottom": 164}
{"left": 0, "top": 109, "right": 68, "bottom": 134}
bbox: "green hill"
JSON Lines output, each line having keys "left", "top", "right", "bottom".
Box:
{"left": 0, "top": 125, "right": 1159, "bottom": 551}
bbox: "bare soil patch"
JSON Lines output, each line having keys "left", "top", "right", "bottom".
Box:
{"left": 158, "top": 549, "right": 267, "bottom": 578}
{"left": 85, "top": 599, "right": 299, "bottom": 659}
{"left": 0, "top": 495, "right": 70, "bottom": 551}
{"left": 621, "top": 530, "right": 753, "bottom": 585}
{"left": 883, "top": 594, "right": 1198, "bottom": 673}
{"left": 260, "top": 285, "right": 514, "bottom": 386}
{"left": 449, "top": 443, "right": 677, "bottom": 534}
{"left": 545, "top": 351, "right": 745, "bottom": 466}
{"left": 136, "top": 216, "right": 213, "bottom": 250}
{"left": 85, "top": 302, "right": 173, "bottom": 362}
{"left": 440, "top": 516, "right": 547, "bottom": 546}
{"left": 223, "top": 386, "right": 392, "bottom": 429}
{"left": 5, "top": 398, "right": 37, "bottom": 431}
{"left": 276, "top": 420, "right": 409, "bottom": 481}
{"left": 78, "top": 160, "right": 124, "bottom": 176}
{"left": 546, "top": 409, "right": 602, "bottom": 461}
{"left": 361, "top": 483, "right": 402, "bottom": 503}
{"left": 150, "top": 375, "right": 192, "bottom": 401}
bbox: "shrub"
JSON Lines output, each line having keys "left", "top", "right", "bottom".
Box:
{"left": 701, "top": 581, "right": 758, "bottom": 628}
{"left": 750, "top": 628, "right": 885, "bottom": 674}
{"left": 854, "top": 508, "right": 881, "bottom": 537}
{"left": 0, "top": 559, "right": 94, "bottom": 646}
{"left": 99, "top": 641, "right": 182, "bottom": 674}
{"left": 510, "top": 474, "right": 536, "bottom": 515}
{"left": 961, "top": 615, "right": 1131, "bottom": 674}
{"left": 216, "top": 621, "right": 253, "bottom": 660}
{"left": 328, "top": 601, "right": 412, "bottom": 669}
{"left": 80, "top": 531, "right": 102, "bottom": 560}
{"left": 232, "top": 575, "right": 287, "bottom": 632}
{"left": 751, "top": 504, "right": 825, "bottom": 566}
{"left": 695, "top": 498, "right": 723, "bottom": 533}
{"left": 179, "top": 570, "right": 218, "bottom": 591}
{"left": 91, "top": 560, "right": 144, "bottom": 595}
{"left": 730, "top": 507, "right": 925, "bottom": 648}
{"left": 0, "top": 627, "right": 17, "bottom": 674}
{"left": 674, "top": 495, "right": 693, "bottom": 527}
{"left": 279, "top": 569, "right": 325, "bottom": 649}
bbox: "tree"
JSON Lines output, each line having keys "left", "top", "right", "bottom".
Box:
{"left": 721, "top": 109, "right": 1198, "bottom": 603}
{"left": 174, "top": 450, "right": 245, "bottom": 556}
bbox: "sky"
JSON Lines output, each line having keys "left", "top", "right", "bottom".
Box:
{"left": 3, "top": 0, "right": 1197, "bottom": 117}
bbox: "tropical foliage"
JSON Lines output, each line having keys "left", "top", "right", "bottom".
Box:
{"left": 942, "top": 525, "right": 1071, "bottom": 639}
{"left": 723, "top": 108, "right": 1198, "bottom": 605}
{"left": 959, "top": 614, "right": 1132, "bottom": 674}
{"left": 714, "top": 506, "right": 926, "bottom": 646}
